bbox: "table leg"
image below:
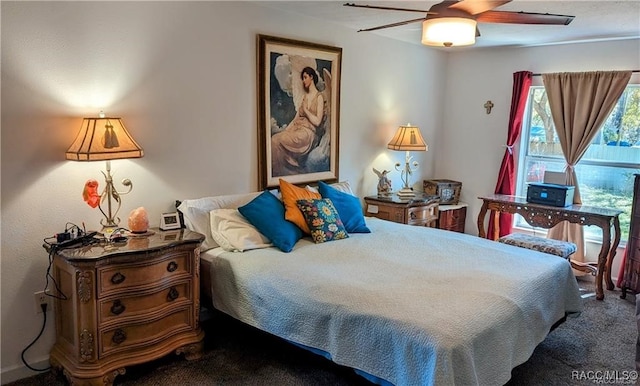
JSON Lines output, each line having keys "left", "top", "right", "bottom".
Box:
{"left": 605, "top": 217, "right": 622, "bottom": 291}
{"left": 477, "top": 202, "right": 488, "bottom": 238}
{"left": 492, "top": 211, "right": 500, "bottom": 241}
{"left": 596, "top": 223, "right": 612, "bottom": 300}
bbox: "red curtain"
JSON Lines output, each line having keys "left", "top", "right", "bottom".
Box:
{"left": 487, "top": 71, "right": 533, "bottom": 238}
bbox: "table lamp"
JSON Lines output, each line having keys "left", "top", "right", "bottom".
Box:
{"left": 66, "top": 113, "right": 144, "bottom": 230}
{"left": 387, "top": 124, "right": 427, "bottom": 197}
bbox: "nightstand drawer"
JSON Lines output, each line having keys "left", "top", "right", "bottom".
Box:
{"left": 364, "top": 194, "right": 439, "bottom": 228}
{"left": 98, "top": 252, "right": 191, "bottom": 297}
{"left": 99, "top": 281, "right": 192, "bottom": 325}
{"left": 371, "top": 205, "right": 406, "bottom": 223}
{"left": 407, "top": 204, "right": 438, "bottom": 226}
{"left": 100, "top": 306, "right": 193, "bottom": 357}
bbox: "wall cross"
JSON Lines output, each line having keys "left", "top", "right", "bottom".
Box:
{"left": 484, "top": 100, "right": 494, "bottom": 114}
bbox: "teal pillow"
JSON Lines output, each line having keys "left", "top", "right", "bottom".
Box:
{"left": 318, "top": 181, "right": 370, "bottom": 233}
{"left": 238, "top": 191, "right": 303, "bottom": 252}
{"left": 296, "top": 198, "right": 349, "bottom": 244}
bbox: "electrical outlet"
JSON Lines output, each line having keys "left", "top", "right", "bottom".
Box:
{"left": 34, "top": 291, "right": 52, "bottom": 314}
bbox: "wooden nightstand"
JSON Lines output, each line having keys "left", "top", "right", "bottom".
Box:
{"left": 364, "top": 193, "right": 439, "bottom": 227}
{"left": 46, "top": 228, "right": 205, "bottom": 385}
{"left": 438, "top": 203, "right": 468, "bottom": 233}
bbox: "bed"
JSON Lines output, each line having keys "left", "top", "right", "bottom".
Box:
{"left": 178, "top": 185, "right": 583, "bottom": 386}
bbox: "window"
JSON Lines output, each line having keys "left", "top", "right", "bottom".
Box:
{"left": 515, "top": 85, "right": 640, "bottom": 243}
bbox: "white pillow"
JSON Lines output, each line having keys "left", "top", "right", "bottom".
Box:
{"left": 209, "top": 209, "right": 272, "bottom": 252}
{"left": 305, "top": 181, "right": 355, "bottom": 196}
{"left": 177, "top": 192, "right": 262, "bottom": 251}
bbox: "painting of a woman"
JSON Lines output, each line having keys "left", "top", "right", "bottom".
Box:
{"left": 271, "top": 66, "right": 326, "bottom": 177}
{"left": 258, "top": 35, "right": 341, "bottom": 189}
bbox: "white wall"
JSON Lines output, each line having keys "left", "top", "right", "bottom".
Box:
{"left": 2, "top": 1, "right": 638, "bottom": 383}
{"left": 0, "top": 2, "right": 447, "bottom": 382}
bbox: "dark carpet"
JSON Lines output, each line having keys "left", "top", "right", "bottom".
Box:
{"left": 8, "top": 280, "right": 636, "bottom": 386}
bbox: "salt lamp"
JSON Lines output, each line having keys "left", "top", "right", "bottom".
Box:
{"left": 128, "top": 207, "right": 149, "bottom": 233}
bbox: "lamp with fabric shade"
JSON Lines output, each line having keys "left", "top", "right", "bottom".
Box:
{"left": 387, "top": 124, "right": 428, "bottom": 197}
{"left": 66, "top": 113, "right": 144, "bottom": 230}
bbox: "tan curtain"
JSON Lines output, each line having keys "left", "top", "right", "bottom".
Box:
{"left": 542, "top": 71, "right": 631, "bottom": 265}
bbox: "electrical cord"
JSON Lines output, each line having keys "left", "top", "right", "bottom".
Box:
{"left": 23, "top": 222, "right": 99, "bottom": 372}
{"left": 21, "top": 303, "right": 51, "bottom": 372}
{"left": 42, "top": 247, "right": 68, "bottom": 301}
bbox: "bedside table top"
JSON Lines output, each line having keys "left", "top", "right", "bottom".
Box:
{"left": 439, "top": 202, "right": 468, "bottom": 211}
{"left": 365, "top": 192, "right": 439, "bottom": 205}
{"left": 48, "top": 228, "right": 205, "bottom": 261}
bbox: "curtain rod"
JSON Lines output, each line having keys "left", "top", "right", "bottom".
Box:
{"left": 532, "top": 70, "right": 640, "bottom": 77}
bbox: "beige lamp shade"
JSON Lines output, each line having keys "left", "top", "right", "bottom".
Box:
{"left": 387, "top": 125, "right": 428, "bottom": 152}
{"left": 66, "top": 117, "right": 144, "bottom": 161}
{"left": 421, "top": 17, "right": 477, "bottom": 47}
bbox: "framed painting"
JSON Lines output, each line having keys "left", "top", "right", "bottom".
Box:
{"left": 257, "top": 34, "right": 342, "bottom": 190}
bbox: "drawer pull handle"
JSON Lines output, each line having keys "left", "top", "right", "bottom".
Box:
{"left": 167, "top": 287, "right": 179, "bottom": 301}
{"left": 167, "top": 261, "right": 178, "bottom": 272}
{"left": 410, "top": 212, "right": 416, "bottom": 219}
{"left": 112, "top": 329, "right": 127, "bottom": 344}
{"left": 110, "top": 272, "right": 126, "bottom": 285}
{"left": 110, "top": 300, "right": 125, "bottom": 315}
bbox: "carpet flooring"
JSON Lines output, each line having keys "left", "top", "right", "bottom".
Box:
{"left": 7, "top": 280, "right": 636, "bottom": 386}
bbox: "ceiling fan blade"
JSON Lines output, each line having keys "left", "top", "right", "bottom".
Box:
{"left": 357, "top": 17, "right": 427, "bottom": 32}
{"left": 343, "top": 3, "right": 436, "bottom": 15}
{"left": 476, "top": 10, "right": 574, "bottom": 25}
{"left": 448, "top": 0, "right": 511, "bottom": 15}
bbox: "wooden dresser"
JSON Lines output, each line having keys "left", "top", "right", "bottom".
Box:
{"left": 47, "top": 228, "right": 205, "bottom": 385}
{"left": 364, "top": 193, "right": 439, "bottom": 227}
{"left": 621, "top": 174, "right": 640, "bottom": 299}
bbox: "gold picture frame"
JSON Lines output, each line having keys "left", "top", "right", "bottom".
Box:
{"left": 257, "top": 34, "right": 342, "bottom": 190}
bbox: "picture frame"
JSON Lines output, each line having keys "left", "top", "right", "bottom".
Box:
{"left": 160, "top": 212, "right": 181, "bottom": 231}
{"left": 257, "top": 34, "right": 342, "bottom": 190}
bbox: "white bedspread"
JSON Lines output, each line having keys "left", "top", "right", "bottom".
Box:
{"left": 204, "top": 217, "right": 583, "bottom": 385}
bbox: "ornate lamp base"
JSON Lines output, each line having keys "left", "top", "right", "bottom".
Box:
{"left": 396, "top": 187, "right": 415, "bottom": 197}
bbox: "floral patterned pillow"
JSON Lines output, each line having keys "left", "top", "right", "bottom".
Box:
{"left": 296, "top": 198, "right": 349, "bottom": 244}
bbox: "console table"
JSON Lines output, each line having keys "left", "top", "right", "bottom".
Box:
{"left": 477, "top": 194, "right": 622, "bottom": 300}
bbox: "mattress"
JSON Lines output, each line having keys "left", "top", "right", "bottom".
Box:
{"left": 200, "top": 217, "right": 583, "bottom": 385}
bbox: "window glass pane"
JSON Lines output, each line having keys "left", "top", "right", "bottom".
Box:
{"left": 600, "top": 86, "right": 640, "bottom": 147}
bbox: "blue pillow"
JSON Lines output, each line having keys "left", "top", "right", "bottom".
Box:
{"left": 296, "top": 199, "right": 349, "bottom": 244}
{"left": 318, "top": 181, "right": 370, "bottom": 233}
{"left": 238, "top": 191, "right": 303, "bottom": 252}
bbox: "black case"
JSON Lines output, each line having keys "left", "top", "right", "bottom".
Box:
{"left": 526, "top": 183, "right": 575, "bottom": 207}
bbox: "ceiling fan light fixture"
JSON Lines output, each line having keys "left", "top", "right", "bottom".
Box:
{"left": 421, "top": 17, "right": 477, "bottom": 47}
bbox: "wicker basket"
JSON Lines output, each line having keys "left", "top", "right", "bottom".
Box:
{"left": 423, "top": 179, "right": 462, "bottom": 205}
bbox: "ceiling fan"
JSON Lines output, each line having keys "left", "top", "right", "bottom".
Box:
{"left": 344, "top": 1, "right": 575, "bottom": 47}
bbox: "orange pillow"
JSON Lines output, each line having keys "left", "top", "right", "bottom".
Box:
{"left": 279, "top": 179, "right": 321, "bottom": 234}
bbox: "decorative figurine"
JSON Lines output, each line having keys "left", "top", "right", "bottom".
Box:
{"left": 373, "top": 168, "right": 392, "bottom": 196}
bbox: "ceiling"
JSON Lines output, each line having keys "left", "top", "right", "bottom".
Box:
{"left": 255, "top": 1, "right": 640, "bottom": 49}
